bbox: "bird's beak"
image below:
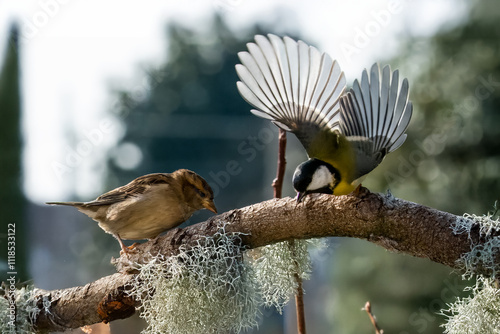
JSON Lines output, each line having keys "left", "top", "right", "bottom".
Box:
{"left": 203, "top": 200, "right": 218, "bottom": 214}
{"left": 296, "top": 192, "right": 306, "bottom": 203}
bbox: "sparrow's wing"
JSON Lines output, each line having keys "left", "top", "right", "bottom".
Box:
{"left": 236, "top": 34, "right": 346, "bottom": 157}
{"left": 84, "top": 173, "right": 173, "bottom": 206}
{"left": 339, "top": 63, "right": 413, "bottom": 179}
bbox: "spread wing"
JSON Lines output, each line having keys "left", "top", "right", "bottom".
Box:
{"left": 339, "top": 63, "right": 413, "bottom": 178}
{"left": 236, "top": 34, "right": 346, "bottom": 156}
{"left": 84, "top": 173, "right": 172, "bottom": 206}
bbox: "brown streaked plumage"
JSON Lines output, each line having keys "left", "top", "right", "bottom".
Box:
{"left": 46, "top": 169, "right": 217, "bottom": 253}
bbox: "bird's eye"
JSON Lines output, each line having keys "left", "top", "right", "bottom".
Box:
{"left": 194, "top": 187, "right": 206, "bottom": 198}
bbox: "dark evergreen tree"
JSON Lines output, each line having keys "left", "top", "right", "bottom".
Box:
{"left": 109, "top": 16, "right": 274, "bottom": 215}
{"left": 0, "top": 25, "right": 27, "bottom": 282}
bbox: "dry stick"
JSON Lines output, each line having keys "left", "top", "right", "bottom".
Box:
{"left": 271, "top": 128, "right": 307, "bottom": 334}
{"left": 271, "top": 128, "right": 287, "bottom": 199}
{"left": 293, "top": 266, "right": 306, "bottom": 334}
{"left": 364, "top": 301, "right": 383, "bottom": 334}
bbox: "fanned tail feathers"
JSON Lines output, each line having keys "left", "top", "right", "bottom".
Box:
{"left": 340, "top": 63, "right": 413, "bottom": 155}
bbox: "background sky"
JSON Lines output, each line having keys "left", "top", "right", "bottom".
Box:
{"left": 0, "top": 0, "right": 466, "bottom": 203}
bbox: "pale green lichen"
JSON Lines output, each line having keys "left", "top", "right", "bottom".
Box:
{"left": 247, "top": 239, "right": 321, "bottom": 313}
{"left": 442, "top": 211, "right": 500, "bottom": 333}
{"left": 441, "top": 277, "right": 500, "bottom": 334}
{"left": 128, "top": 223, "right": 261, "bottom": 334}
{"left": 451, "top": 213, "right": 500, "bottom": 279}
{"left": 0, "top": 286, "right": 38, "bottom": 334}
{"left": 127, "top": 221, "right": 319, "bottom": 333}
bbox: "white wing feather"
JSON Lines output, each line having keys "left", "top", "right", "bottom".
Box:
{"left": 340, "top": 63, "right": 413, "bottom": 154}
{"left": 236, "top": 34, "right": 346, "bottom": 143}
{"left": 339, "top": 63, "right": 413, "bottom": 178}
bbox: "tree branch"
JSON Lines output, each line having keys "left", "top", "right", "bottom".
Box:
{"left": 31, "top": 189, "right": 498, "bottom": 332}
{"left": 363, "top": 301, "right": 383, "bottom": 334}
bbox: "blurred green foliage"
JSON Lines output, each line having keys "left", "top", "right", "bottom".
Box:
{"left": 108, "top": 16, "right": 278, "bottom": 215}
{"left": 369, "top": 1, "right": 500, "bottom": 215}
{"left": 334, "top": 1, "right": 499, "bottom": 333}
{"left": 0, "top": 25, "right": 27, "bottom": 282}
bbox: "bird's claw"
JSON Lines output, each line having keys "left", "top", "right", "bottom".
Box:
{"left": 120, "top": 243, "right": 139, "bottom": 258}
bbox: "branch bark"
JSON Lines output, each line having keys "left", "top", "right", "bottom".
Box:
{"left": 31, "top": 189, "right": 498, "bottom": 332}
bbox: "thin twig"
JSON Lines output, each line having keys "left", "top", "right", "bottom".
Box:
{"left": 294, "top": 272, "right": 306, "bottom": 333}
{"left": 271, "top": 128, "right": 307, "bottom": 334}
{"left": 364, "top": 301, "right": 383, "bottom": 334}
{"left": 272, "top": 128, "right": 287, "bottom": 198}
{"left": 289, "top": 238, "right": 307, "bottom": 334}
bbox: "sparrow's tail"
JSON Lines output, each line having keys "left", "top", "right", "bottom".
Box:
{"left": 45, "top": 201, "right": 85, "bottom": 207}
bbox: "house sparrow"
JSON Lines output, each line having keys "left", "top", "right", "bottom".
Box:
{"left": 47, "top": 169, "right": 217, "bottom": 253}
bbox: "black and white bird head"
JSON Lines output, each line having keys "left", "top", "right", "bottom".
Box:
{"left": 292, "top": 159, "right": 340, "bottom": 203}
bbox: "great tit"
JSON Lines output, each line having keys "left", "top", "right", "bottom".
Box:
{"left": 236, "top": 34, "right": 412, "bottom": 202}
{"left": 47, "top": 169, "right": 217, "bottom": 253}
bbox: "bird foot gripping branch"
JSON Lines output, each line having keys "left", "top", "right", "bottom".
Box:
{"left": 352, "top": 184, "right": 371, "bottom": 198}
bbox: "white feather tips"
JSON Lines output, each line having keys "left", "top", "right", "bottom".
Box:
{"left": 236, "top": 34, "right": 346, "bottom": 132}
{"left": 341, "top": 63, "right": 413, "bottom": 154}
